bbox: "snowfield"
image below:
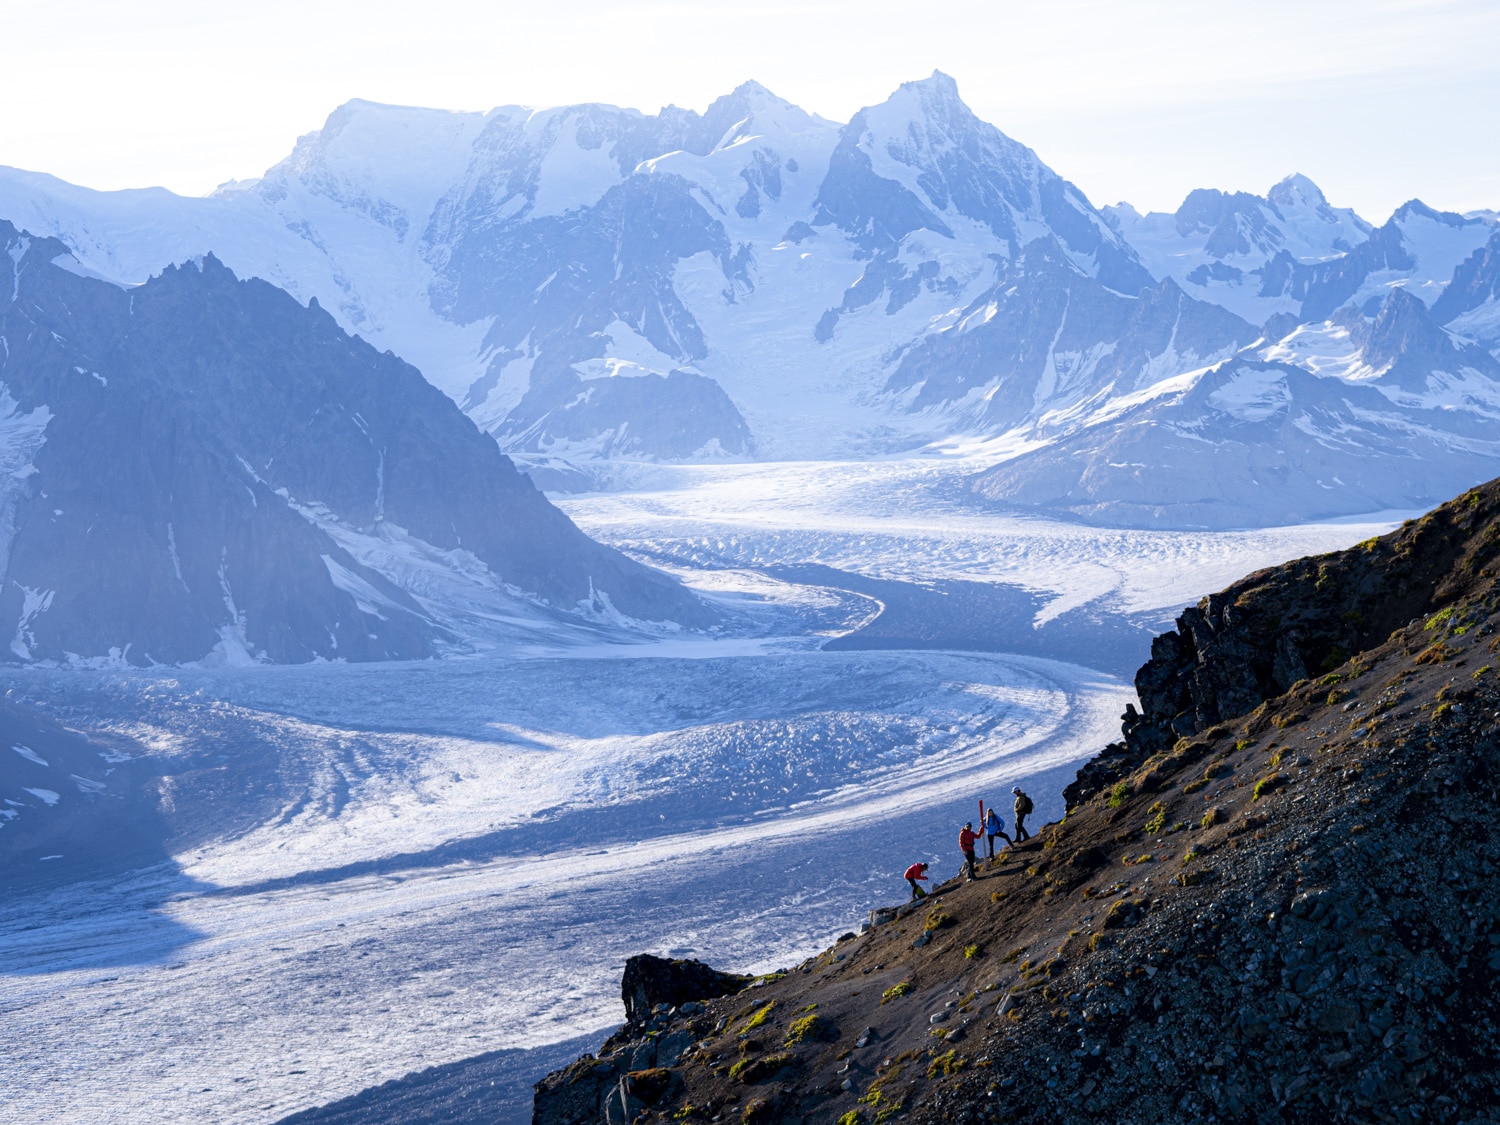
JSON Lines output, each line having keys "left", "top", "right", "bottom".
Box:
{"left": 0, "top": 459, "right": 1401, "bottom": 1125}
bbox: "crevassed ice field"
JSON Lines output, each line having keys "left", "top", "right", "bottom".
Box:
{"left": 0, "top": 457, "right": 1403, "bottom": 1125}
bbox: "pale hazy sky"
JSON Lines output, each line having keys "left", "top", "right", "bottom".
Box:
{"left": 3, "top": 0, "right": 1496, "bottom": 221}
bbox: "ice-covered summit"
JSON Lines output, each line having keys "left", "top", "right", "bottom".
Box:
{"left": 815, "top": 71, "right": 1146, "bottom": 294}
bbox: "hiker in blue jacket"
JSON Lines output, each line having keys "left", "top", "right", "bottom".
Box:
{"left": 985, "top": 803, "right": 1012, "bottom": 863}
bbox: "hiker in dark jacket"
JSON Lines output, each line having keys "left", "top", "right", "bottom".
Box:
{"left": 904, "top": 861, "right": 929, "bottom": 900}
{"left": 958, "top": 822, "right": 983, "bottom": 881}
{"left": 1012, "top": 786, "right": 1034, "bottom": 841}
{"left": 985, "top": 804, "right": 1012, "bottom": 862}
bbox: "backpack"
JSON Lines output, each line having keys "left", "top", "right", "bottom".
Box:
{"left": 1018, "top": 793, "right": 1034, "bottom": 815}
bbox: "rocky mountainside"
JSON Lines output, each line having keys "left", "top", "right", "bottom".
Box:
{"left": 535, "top": 476, "right": 1500, "bottom": 1124}
{"left": 1432, "top": 227, "right": 1500, "bottom": 347}
{"left": 0, "top": 221, "right": 707, "bottom": 664}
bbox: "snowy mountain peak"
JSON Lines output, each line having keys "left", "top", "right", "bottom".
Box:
{"left": 696, "top": 80, "right": 823, "bottom": 153}
{"left": 1102, "top": 201, "right": 1142, "bottom": 228}
{"left": 1266, "top": 172, "right": 1330, "bottom": 210}
{"left": 1392, "top": 198, "right": 1472, "bottom": 229}
{"left": 897, "top": 69, "right": 965, "bottom": 104}
{"left": 254, "top": 99, "right": 489, "bottom": 239}
{"left": 862, "top": 69, "right": 999, "bottom": 156}
{"left": 705, "top": 79, "right": 790, "bottom": 116}
{"left": 816, "top": 73, "right": 1146, "bottom": 289}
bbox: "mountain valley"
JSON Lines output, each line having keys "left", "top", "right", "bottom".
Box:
{"left": 1, "top": 64, "right": 1497, "bottom": 1125}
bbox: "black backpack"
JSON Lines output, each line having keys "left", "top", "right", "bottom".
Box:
{"left": 1018, "top": 793, "right": 1034, "bottom": 815}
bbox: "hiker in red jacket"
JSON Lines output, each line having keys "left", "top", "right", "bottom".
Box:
{"left": 904, "top": 861, "right": 929, "bottom": 900}
{"left": 958, "top": 822, "right": 982, "bottom": 881}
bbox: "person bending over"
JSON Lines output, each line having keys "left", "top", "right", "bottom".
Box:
{"left": 904, "top": 861, "right": 930, "bottom": 900}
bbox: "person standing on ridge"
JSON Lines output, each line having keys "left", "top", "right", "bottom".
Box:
{"left": 984, "top": 803, "right": 1012, "bottom": 863}
{"left": 958, "top": 822, "right": 983, "bottom": 881}
{"left": 904, "top": 861, "right": 930, "bottom": 900}
{"left": 1012, "top": 786, "right": 1034, "bottom": 841}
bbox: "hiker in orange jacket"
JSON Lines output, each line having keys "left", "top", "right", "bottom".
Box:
{"left": 958, "top": 822, "right": 982, "bottom": 881}
{"left": 904, "top": 861, "right": 929, "bottom": 900}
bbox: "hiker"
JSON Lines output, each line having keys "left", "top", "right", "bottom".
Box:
{"left": 1013, "top": 786, "right": 1034, "bottom": 841}
{"left": 904, "top": 861, "right": 930, "bottom": 900}
{"left": 984, "top": 803, "right": 1012, "bottom": 861}
{"left": 958, "top": 822, "right": 983, "bottom": 881}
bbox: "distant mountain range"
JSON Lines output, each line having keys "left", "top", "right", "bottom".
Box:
{"left": 0, "top": 222, "right": 707, "bottom": 665}
{"left": 0, "top": 72, "right": 1497, "bottom": 528}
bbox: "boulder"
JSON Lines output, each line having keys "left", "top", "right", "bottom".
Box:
{"left": 620, "top": 955, "right": 750, "bottom": 1029}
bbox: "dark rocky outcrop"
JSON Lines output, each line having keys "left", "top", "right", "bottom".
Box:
{"left": 535, "top": 958, "right": 753, "bottom": 1125}
{"left": 620, "top": 955, "right": 752, "bottom": 1030}
{"left": 1121, "top": 478, "right": 1500, "bottom": 760}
